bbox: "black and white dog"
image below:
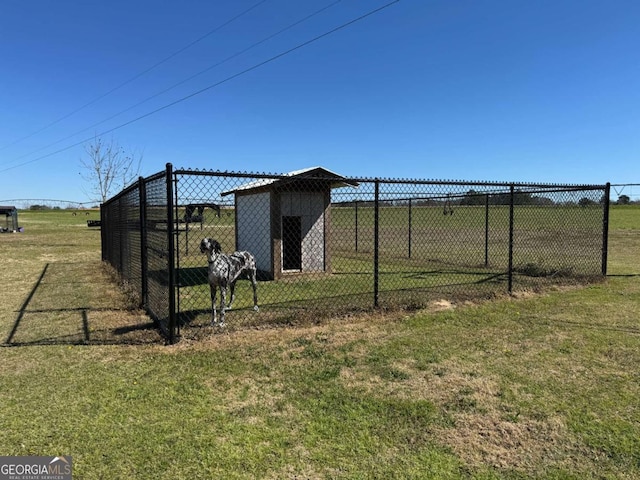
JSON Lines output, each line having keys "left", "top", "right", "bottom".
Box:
{"left": 199, "top": 237, "right": 259, "bottom": 326}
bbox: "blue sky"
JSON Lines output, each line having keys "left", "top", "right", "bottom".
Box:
{"left": 1, "top": 0, "right": 639, "bottom": 204}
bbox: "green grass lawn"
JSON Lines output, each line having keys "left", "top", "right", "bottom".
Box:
{"left": 0, "top": 206, "right": 638, "bottom": 479}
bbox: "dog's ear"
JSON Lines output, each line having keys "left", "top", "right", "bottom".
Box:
{"left": 212, "top": 240, "right": 222, "bottom": 254}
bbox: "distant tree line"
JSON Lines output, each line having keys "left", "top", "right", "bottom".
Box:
{"left": 29, "top": 205, "right": 62, "bottom": 211}
{"left": 28, "top": 204, "right": 98, "bottom": 210}
{"left": 458, "top": 189, "right": 559, "bottom": 206}
{"left": 337, "top": 191, "right": 637, "bottom": 208}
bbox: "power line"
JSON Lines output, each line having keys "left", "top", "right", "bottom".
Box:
{"left": 0, "top": 0, "right": 270, "bottom": 153}
{"left": 0, "top": 0, "right": 400, "bottom": 174}
{"left": 1, "top": 0, "right": 343, "bottom": 169}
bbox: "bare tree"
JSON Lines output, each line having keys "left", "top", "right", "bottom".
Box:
{"left": 80, "top": 136, "right": 142, "bottom": 203}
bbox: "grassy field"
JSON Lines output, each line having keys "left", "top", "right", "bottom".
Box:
{"left": 0, "top": 207, "right": 638, "bottom": 479}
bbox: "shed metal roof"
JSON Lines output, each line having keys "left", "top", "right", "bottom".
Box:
{"left": 221, "top": 167, "right": 359, "bottom": 197}
{"left": 0, "top": 206, "right": 17, "bottom": 214}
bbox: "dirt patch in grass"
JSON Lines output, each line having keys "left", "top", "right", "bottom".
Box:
{"left": 338, "top": 353, "right": 594, "bottom": 473}
{"left": 444, "top": 412, "right": 574, "bottom": 470}
{"left": 173, "top": 309, "right": 397, "bottom": 355}
{"left": 430, "top": 299, "right": 455, "bottom": 311}
{"left": 418, "top": 359, "right": 571, "bottom": 470}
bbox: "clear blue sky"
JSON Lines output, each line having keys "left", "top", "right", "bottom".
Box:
{"left": 1, "top": 0, "right": 639, "bottom": 204}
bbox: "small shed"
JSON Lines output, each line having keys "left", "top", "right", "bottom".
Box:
{"left": 0, "top": 206, "right": 19, "bottom": 232}
{"left": 222, "top": 167, "right": 358, "bottom": 280}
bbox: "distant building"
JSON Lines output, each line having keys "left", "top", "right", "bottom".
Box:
{"left": 0, "top": 206, "right": 19, "bottom": 232}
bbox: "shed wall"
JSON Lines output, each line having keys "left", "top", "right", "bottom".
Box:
{"left": 236, "top": 192, "right": 271, "bottom": 274}
{"left": 281, "top": 192, "right": 325, "bottom": 272}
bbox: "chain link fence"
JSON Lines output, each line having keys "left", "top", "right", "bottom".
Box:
{"left": 101, "top": 164, "right": 609, "bottom": 343}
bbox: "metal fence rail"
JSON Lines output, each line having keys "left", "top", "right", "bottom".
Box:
{"left": 101, "top": 164, "right": 609, "bottom": 343}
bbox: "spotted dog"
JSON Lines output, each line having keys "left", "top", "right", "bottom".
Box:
{"left": 199, "top": 238, "right": 259, "bottom": 327}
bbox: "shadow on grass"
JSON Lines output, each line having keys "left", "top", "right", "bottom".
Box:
{"left": 4, "top": 263, "right": 51, "bottom": 345}
{"left": 3, "top": 263, "right": 163, "bottom": 347}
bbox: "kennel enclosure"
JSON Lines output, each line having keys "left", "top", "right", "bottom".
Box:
{"left": 101, "top": 163, "right": 610, "bottom": 343}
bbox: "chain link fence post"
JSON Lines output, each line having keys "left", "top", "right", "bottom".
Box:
{"left": 373, "top": 180, "right": 380, "bottom": 308}
{"left": 100, "top": 203, "right": 106, "bottom": 262}
{"left": 508, "top": 184, "right": 515, "bottom": 293}
{"left": 602, "top": 182, "right": 611, "bottom": 276}
{"left": 484, "top": 194, "right": 490, "bottom": 267}
{"left": 408, "top": 198, "right": 413, "bottom": 259}
{"left": 165, "top": 163, "right": 178, "bottom": 344}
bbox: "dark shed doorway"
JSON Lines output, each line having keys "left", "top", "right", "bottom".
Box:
{"left": 282, "top": 216, "right": 302, "bottom": 270}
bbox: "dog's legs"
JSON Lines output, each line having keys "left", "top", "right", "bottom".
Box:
{"left": 227, "top": 281, "right": 236, "bottom": 310}
{"left": 250, "top": 269, "right": 259, "bottom": 312}
{"left": 219, "top": 284, "right": 227, "bottom": 327}
{"left": 210, "top": 285, "right": 217, "bottom": 326}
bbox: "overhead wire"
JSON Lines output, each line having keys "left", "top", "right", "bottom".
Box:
{"left": 2, "top": 0, "right": 343, "bottom": 167}
{"left": 0, "top": 0, "right": 270, "bottom": 153}
{"left": 0, "top": 0, "right": 400, "bottom": 174}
